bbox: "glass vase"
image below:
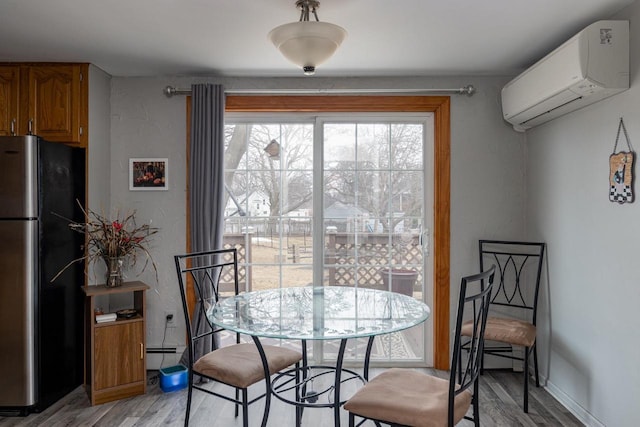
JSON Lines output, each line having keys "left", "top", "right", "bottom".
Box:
{"left": 104, "top": 256, "right": 124, "bottom": 287}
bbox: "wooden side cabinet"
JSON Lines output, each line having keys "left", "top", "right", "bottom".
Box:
{"left": 82, "top": 281, "right": 149, "bottom": 405}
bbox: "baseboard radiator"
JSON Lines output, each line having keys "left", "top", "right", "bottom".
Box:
{"left": 146, "top": 346, "right": 185, "bottom": 370}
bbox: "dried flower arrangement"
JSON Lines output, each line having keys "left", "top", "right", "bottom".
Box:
{"left": 52, "top": 203, "right": 159, "bottom": 285}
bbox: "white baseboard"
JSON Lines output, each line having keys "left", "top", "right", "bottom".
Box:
{"left": 542, "top": 376, "right": 605, "bottom": 427}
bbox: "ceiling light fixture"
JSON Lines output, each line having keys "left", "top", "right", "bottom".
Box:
{"left": 269, "top": 0, "right": 347, "bottom": 76}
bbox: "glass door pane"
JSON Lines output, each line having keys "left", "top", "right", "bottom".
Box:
{"left": 223, "top": 122, "right": 314, "bottom": 292}
{"left": 321, "top": 119, "right": 432, "bottom": 364}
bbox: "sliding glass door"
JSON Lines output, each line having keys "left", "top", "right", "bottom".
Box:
{"left": 223, "top": 114, "right": 433, "bottom": 366}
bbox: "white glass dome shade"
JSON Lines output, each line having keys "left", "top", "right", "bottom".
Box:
{"left": 269, "top": 21, "right": 347, "bottom": 74}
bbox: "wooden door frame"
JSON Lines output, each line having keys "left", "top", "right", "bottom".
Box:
{"left": 186, "top": 95, "right": 451, "bottom": 369}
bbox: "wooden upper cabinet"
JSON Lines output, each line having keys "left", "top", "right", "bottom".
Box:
{"left": 0, "top": 63, "right": 88, "bottom": 146}
{"left": 24, "top": 64, "right": 86, "bottom": 145}
{"left": 0, "top": 66, "right": 19, "bottom": 136}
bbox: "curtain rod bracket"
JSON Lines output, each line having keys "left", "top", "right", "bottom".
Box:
{"left": 461, "top": 85, "right": 475, "bottom": 96}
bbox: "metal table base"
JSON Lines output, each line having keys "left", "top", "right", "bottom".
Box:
{"left": 266, "top": 337, "right": 375, "bottom": 427}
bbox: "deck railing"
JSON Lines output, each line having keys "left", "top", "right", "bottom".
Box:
{"left": 222, "top": 231, "right": 422, "bottom": 292}
{"left": 325, "top": 232, "right": 422, "bottom": 290}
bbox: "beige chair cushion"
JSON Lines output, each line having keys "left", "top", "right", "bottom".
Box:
{"left": 193, "top": 343, "right": 301, "bottom": 389}
{"left": 344, "top": 368, "right": 472, "bottom": 427}
{"left": 461, "top": 316, "right": 536, "bottom": 348}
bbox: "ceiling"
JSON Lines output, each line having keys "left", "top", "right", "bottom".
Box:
{"left": 0, "top": 0, "right": 634, "bottom": 77}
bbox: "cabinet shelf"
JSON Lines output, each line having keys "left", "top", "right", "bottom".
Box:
{"left": 83, "top": 280, "right": 150, "bottom": 296}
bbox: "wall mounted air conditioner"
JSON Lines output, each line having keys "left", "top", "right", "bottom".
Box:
{"left": 502, "top": 20, "right": 629, "bottom": 132}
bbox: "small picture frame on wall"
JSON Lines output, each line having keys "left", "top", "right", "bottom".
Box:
{"left": 129, "top": 158, "right": 168, "bottom": 191}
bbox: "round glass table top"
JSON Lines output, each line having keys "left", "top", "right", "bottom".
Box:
{"left": 209, "top": 286, "right": 431, "bottom": 340}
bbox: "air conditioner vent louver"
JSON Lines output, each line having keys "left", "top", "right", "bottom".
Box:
{"left": 519, "top": 96, "right": 583, "bottom": 126}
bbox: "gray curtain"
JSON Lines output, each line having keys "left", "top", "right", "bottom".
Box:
{"left": 179, "top": 83, "right": 226, "bottom": 365}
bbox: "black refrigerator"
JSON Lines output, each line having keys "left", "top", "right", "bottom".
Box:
{"left": 0, "top": 135, "right": 85, "bottom": 415}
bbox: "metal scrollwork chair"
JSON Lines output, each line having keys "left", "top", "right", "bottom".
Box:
{"left": 174, "top": 248, "right": 302, "bottom": 427}
{"left": 461, "top": 240, "right": 545, "bottom": 413}
{"left": 344, "top": 266, "right": 495, "bottom": 427}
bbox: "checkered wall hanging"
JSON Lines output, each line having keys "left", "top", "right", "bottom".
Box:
{"left": 609, "top": 118, "right": 635, "bottom": 204}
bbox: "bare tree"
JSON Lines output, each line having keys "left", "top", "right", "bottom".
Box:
{"left": 223, "top": 125, "right": 249, "bottom": 215}
{"left": 324, "top": 123, "right": 423, "bottom": 232}
{"left": 224, "top": 122, "right": 423, "bottom": 233}
{"left": 224, "top": 123, "right": 314, "bottom": 228}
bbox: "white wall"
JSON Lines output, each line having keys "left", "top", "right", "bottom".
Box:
{"left": 526, "top": 3, "right": 640, "bottom": 426}
{"left": 88, "top": 65, "right": 111, "bottom": 212}
{"left": 109, "top": 76, "right": 525, "bottom": 365}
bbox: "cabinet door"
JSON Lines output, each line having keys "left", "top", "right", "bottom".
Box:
{"left": 94, "top": 322, "right": 145, "bottom": 391}
{"left": 26, "top": 65, "right": 82, "bottom": 144}
{"left": 0, "top": 66, "right": 19, "bottom": 136}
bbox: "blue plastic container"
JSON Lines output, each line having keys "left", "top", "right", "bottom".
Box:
{"left": 159, "top": 364, "right": 188, "bottom": 392}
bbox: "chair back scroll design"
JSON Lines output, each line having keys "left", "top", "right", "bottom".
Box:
{"left": 479, "top": 240, "right": 545, "bottom": 324}
{"left": 176, "top": 248, "right": 240, "bottom": 363}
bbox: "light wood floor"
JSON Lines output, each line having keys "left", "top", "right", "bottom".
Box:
{"left": 0, "top": 368, "right": 582, "bottom": 427}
